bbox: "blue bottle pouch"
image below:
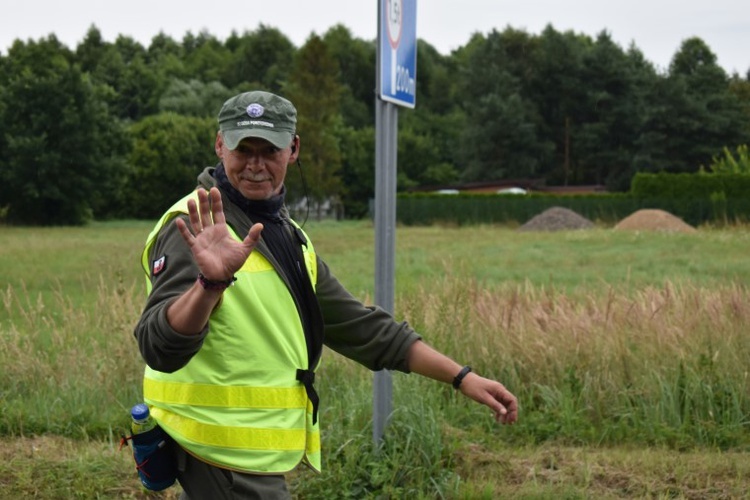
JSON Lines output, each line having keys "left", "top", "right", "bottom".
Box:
{"left": 122, "top": 424, "right": 177, "bottom": 491}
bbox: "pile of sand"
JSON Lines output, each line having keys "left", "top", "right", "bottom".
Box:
{"left": 518, "top": 206, "right": 594, "bottom": 232}
{"left": 614, "top": 209, "right": 696, "bottom": 233}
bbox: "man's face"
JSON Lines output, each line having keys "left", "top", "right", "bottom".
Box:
{"left": 215, "top": 134, "right": 298, "bottom": 200}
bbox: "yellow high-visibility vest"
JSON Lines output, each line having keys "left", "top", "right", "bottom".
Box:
{"left": 140, "top": 191, "right": 321, "bottom": 473}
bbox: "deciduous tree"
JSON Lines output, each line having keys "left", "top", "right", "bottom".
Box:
{"left": 124, "top": 113, "right": 216, "bottom": 219}
{"left": 0, "top": 37, "right": 127, "bottom": 224}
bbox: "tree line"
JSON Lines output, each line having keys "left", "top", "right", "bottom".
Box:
{"left": 0, "top": 23, "right": 748, "bottom": 225}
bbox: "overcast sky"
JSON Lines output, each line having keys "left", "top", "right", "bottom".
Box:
{"left": 1, "top": 0, "right": 748, "bottom": 75}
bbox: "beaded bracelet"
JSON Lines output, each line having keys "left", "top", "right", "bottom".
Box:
{"left": 197, "top": 273, "right": 237, "bottom": 291}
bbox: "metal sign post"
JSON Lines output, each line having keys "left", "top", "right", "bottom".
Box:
{"left": 373, "top": 96, "right": 397, "bottom": 445}
{"left": 373, "top": 0, "right": 417, "bottom": 445}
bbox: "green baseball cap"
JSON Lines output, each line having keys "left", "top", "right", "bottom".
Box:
{"left": 218, "top": 91, "right": 297, "bottom": 150}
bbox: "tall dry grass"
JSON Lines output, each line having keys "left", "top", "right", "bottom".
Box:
{"left": 0, "top": 276, "right": 144, "bottom": 436}
{"left": 297, "top": 278, "right": 750, "bottom": 497}
{"left": 396, "top": 277, "right": 750, "bottom": 448}
{"left": 2, "top": 269, "right": 748, "bottom": 449}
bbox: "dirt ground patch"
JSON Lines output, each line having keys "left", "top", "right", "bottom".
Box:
{"left": 452, "top": 443, "right": 750, "bottom": 499}
{"left": 518, "top": 206, "right": 595, "bottom": 231}
{"left": 0, "top": 435, "right": 181, "bottom": 499}
{"left": 3, "top": 436, "right": 750, "bottom": 498}
{"left": 614, "top": 209, "right": 696, "bottom": 233}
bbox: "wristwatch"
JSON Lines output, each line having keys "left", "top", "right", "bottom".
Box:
{"left": 452, "top": 365, "right": 472, "bottom": 389}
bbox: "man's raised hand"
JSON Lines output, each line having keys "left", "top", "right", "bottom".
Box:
{"left": 175, "top": 187, "right": 263, "bottom": 281}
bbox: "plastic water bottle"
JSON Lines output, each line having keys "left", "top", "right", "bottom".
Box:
{"left": 128, "top": 403, "right": 176, "bottom": 490}
{"left": 131, "top": 403, "right": 156, "bottom": 434}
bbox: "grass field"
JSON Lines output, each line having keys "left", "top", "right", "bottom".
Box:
{"left": 1, "top": 220, "right": 750, "bottom": 498}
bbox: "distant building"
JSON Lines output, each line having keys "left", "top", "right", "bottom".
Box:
{"left": 408, "top": 179, "right": 607, "bottom": 195}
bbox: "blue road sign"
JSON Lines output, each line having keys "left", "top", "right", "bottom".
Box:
{"left": 379, "top": 0, "right": 417, "bottom": 108}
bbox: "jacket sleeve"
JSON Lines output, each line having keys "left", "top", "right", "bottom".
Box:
{"left": 133, "top": 217, "right": 209, "bottom": 373}
{"left": 316, "top": 256, "right": 421, "bottom": 373}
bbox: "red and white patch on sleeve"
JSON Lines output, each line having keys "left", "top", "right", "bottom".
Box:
{"left": 152, "top": 255, "right": 167, "bottom": 276}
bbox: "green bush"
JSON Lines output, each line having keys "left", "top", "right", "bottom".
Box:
{"left": 704, "top": 144, "right": 750, "bottom": 174}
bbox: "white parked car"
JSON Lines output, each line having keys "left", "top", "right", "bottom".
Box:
{"left": 496, "top": 187, "right": 527, "bottom": 195}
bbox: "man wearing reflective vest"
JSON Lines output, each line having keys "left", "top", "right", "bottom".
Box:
{"left": 134, "top": 90, "right": 518, "bottom": 499}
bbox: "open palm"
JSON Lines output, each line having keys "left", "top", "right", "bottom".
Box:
{"left": 175, "top": 187, "right": 263, "bottom": 281}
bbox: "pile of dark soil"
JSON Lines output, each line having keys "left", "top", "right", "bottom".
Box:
{"left": 518, "top": 206, "right": 595, "bottom": 231}
{"left": 614, "top": 209, "right": 696, "bottom": 233}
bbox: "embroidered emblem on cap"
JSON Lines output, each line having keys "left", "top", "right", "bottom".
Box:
{"left": 247, "top": 103, "right": 264, "bottom": 118}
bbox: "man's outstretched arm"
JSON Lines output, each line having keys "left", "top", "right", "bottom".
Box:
{"left": 406, "top": 340, "right": 518, "bottom": 425}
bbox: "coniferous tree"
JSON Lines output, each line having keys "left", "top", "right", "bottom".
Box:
{"left": 638, "top": 37, "right": 746, "bottom": 174}
{"left": 457, "top": 29, "right": 553, "bottom": 182}
{"left": 323, "top": 24, "right": 376, "bottom": 129}
{"left": 526, "top": 26, "right": 591, "bottom": 183}
{"left": 575, "top": 32, "right": 656, "bottom": 189}
{"left": 728, "top": 74, "right": 750, "bottom": 141}
{"left": 284, "top": 34, "right": 343, "bottom": 219}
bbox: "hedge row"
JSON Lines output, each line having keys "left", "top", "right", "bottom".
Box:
{"left": 396, "top": 173, "right": 750, "bottom": 226}
{"left": 631, "top": 172, "right": 750, "bottom": 199}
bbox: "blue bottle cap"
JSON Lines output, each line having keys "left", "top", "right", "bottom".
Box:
{"left": 131, "top": 403, "right": 150, "bottom": 421}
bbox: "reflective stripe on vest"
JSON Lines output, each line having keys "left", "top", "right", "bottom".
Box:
{"left": 141, "top": 190, "right": 320, "bottom": 473}
{"left": 144, "top": 378, "right": 308, "bottom": 408}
